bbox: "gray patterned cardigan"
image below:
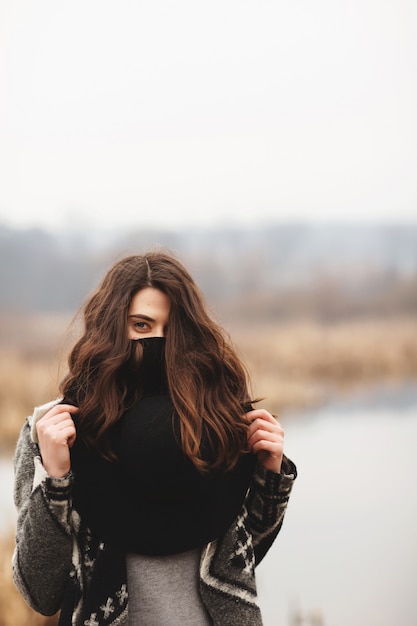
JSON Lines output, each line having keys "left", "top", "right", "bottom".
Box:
{"left": 13, "top": 399, "right": 297, "bottom": 626}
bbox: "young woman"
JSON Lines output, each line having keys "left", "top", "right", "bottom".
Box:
{"left": 13, "top": 251, "right": 297, "bottom": 626}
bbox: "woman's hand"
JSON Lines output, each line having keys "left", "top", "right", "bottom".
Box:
{"left": 35, "top": 404, "right": 78, "bottom": 478}
{"left": 246, "top": 409, "right": 284, "bottom": 474}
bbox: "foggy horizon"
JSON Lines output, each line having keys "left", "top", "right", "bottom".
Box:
{"left": 1, "top": 0, "right": 416, "bottom": 232}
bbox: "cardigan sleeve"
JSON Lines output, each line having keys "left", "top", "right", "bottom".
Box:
{"left": 12, "top": 418, "right": 75, "bottom": 616}
{"left": 245, "top": 454, "right": 297, "bottom": 565}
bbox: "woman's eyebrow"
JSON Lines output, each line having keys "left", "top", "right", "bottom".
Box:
{"left": 128, "top": 314, "right": 155, "bottom": 322}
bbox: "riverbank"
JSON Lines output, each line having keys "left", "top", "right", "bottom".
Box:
{"left": 1, "top": 316, "right": 416, "bottom": 451}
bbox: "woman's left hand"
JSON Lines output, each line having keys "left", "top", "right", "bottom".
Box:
{"left": 246, "top": 409, "right": 284, "bottom": 474}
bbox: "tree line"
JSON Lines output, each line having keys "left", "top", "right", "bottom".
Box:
{"left": 1, "top": 221, "right": 416, "bottom": 321}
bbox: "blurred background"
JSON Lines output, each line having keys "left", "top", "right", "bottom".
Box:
{"left": 1, "top": 1, "right": 416, "bottom": 625}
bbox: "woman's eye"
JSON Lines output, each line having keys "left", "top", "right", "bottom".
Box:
{"left": 134, "top": 321, "right": 149, "bottom": 330}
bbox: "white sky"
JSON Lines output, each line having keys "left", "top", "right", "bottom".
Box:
{"left": 0, "top": 0, "right": 416, "bottom": 232}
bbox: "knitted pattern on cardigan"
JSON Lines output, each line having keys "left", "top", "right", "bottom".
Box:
{"left": 13, "top": 400, "right": 297, "bottom": 626}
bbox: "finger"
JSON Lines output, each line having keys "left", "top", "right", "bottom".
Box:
{"left": 40, "top": 419, "right": 75, "bottom": 438}
{"left": 40, "top": 414, "right": 73, "bottom": 427}
{"left": 248, "top": 423, "right": 284, "bottom": 452}
{"left": 44, "top": 404, "right": 79, "bottom": 420}
{"left": 60, "top": 425, "right": 77, "bottom": 447}
{"left": 37, "top": 416, "right": 77, "bottom": 446}
{"left": 248, "top": 428, "right": 283, "bottom": 448}
{"left": 37, "top": 418, "right": 73, "bottom": 441}
{"left": 57, "top": 404, "right": 79, "bottom": 412}
{"left": 248, "top": 425, "right": 282, "bottom": 440}
{"left": 247, "top": 417, "right": 280, "bottom": 432}
{"left": 250, "top": 439, "right": 283, "bottom": 457}
{"left": 247, "top": 419, "right": 283, "bottom": 441}
{"left": 39, "top": 408, "right": 78, "bottom": 428}
{"left": 52, "top": 419, "right": 77, "bottom": 435}
{"left": 49, "top": 424, "right": 76, "bottom": 440}
{"left": 246, "top": 409, "right": 279, "bottom": 426}
{"left": 247, "top": 424, "right": 284, "bottom": 444}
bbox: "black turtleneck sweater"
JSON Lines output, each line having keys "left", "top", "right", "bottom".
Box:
{"left": 70, "top": 337, "right": 256, "bottom": 555}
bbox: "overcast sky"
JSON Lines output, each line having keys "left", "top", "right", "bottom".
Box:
{"left": 0, "top": 0, "right": 416, "bottom": 232}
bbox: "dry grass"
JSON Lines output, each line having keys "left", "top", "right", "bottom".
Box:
{"left": 233, "top": 316, "right": 417, "bottom": 413}
{"left": 0, "top": 351, "right": 62, "bottom": 453}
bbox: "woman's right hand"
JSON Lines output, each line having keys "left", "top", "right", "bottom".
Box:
{"left": 35, "top": 404, "right": 78, "bottom": 478}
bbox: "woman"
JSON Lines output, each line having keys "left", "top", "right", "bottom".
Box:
{"left": 13, "top": 251, "right": 296, "bottom": 626}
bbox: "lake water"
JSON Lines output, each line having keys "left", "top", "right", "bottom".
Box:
{"left": 2, "top": 382, "right": 417, "bottom": 626}
{"left": 257, "top": 382, "right": 417, "bottom": 626}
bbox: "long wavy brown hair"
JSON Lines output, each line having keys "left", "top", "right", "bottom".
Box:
{"left": 60, "top": 251, "right": 253, "bottom": 472}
